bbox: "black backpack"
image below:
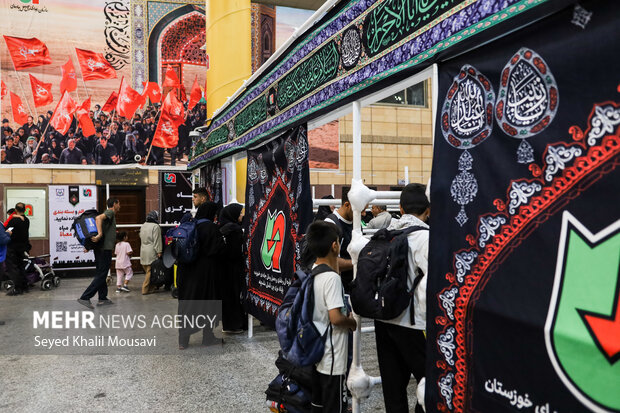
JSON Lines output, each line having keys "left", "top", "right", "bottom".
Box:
{"left": 150, "top": 258, "right": 172, "bottom": 286}
{"left": 349, "top": 226, "right": 427, "bottom": 323}
{"left": 71, "top": 209, "right": 100, "bottom": 251}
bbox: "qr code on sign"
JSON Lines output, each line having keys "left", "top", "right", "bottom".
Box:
{"left": 56, "top": 242, "right": 67, "bottom": 252}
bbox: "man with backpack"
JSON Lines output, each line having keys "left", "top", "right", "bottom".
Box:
{"left": 77, "top": 198, "right": 120, "bottom": 309}
{"left": 374, "top": 183, "right": 429, "bottom": 413}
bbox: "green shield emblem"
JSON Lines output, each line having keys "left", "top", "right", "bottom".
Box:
{"left": 545, "top": 212, "right": 620, "bottom": 412}
{"left": 261, "top": 210, "right": 286, "bottom": 272}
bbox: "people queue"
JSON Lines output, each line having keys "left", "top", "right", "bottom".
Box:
{"left": 3, "top": 183, "right": 429, "bottom": 413}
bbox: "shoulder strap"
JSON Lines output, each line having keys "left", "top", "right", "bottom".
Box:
{"left": 311, "top": 263, "right": 333, "bottom": 277}
{"left": 400, "top": 225, "right": 428, "bottom": 235}
{"left": 196, "top": 218, "right": 210, "bottom": 225}
{"left": 324, "top": 213, "right": 339, "bottom": 225}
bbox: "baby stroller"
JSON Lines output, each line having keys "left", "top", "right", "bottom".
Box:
{"left": 24, "top": 254, "right": 60, "bottom": 291}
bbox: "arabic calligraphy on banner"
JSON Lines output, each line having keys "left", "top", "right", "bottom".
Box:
{"left": 363, "top": 0, "right": 460, "bottom": 57}
{"left": 483, "top": 378, "right": 559, "bottom": 412}
{"left": 276, "top": 41, "right": 340, "bottom": 110}
{"left": 95, "top": 169, "right": 148, "bottom": 186}
{"left": 48, "top": 185, "right": 98, "bottom": 268}
{"left": 159, "top": 171, "right": 193, "bottom": 225}
{"left": 104, "top": 1, "right": 130, "bottom": 70}
{"left": 235, "top": 94, "right": 267, "bottom": 137}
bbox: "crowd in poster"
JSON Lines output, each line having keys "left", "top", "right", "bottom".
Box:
{"left": 243, "top": 124, "right": 313, "bottom": 327}
{"left": 48, "top": 185, "right": 97, "bottom": 268}
{"left": 159, "top": 171, "right": 193, "bottom": 225}
{"left": 427, "top": 2, "right": 620, "bottom": 412}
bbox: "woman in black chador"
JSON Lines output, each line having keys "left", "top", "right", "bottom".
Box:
{"left": 218, "top": 203, "right": 247, "bottom": 333}
{"left": 177, "top": 201, "right": 225, "bottom": 349}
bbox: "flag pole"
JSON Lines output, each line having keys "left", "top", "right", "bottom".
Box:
{"left": 72, "top": 47, "right": 90, "bottom": 98}
{"left": 34, "top": 121, "right": 52, "bottom": 155}
{"left": 143, "top": 107, "right": 162, "bottom": 165}
{"left": 65, "top": 48, "right": 82, "bottom": 103}
{"left": 10, "top": 60, "right": 35, "bottom": 118}
{"left": 27, "top": 75, "right": 39, "bottom": 120}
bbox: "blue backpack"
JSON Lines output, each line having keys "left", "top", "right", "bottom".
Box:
{"left": 170, "top": 217, "right": 209, "bottom": 263}
{"left": 71, "top": 209, "right": 100, "bottom": 251}
{"left": 276, "top": 264, "right": 333, "bottom": 367}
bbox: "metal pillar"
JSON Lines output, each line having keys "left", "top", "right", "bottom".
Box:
{"left": 351, "top": 100, "right": 363, "bottom": 413}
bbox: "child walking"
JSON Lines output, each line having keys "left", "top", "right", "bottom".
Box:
{"left": 114, "top": 231, "right": 133, "bottom": 293}
{"left": 306, "top": 221, "right": 357, "bottom": 413}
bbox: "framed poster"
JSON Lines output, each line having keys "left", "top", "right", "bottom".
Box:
{"left": 4, "top": 187, "right": 47, "bottom": 239}
{"left": 48, "top": 186, "right": 98, "bottom": 268}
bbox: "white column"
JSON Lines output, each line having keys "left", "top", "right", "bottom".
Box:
{"left": 351, "top": 100, "right": 362, "bottom": 413}
{"left": 230, "top": 153, "right": 238, "bottom": 204}
{"left": 352, "top": 101, "right": 362, "bottom": 181}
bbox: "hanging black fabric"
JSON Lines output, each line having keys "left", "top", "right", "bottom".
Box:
{"left": 243, "top": 124, "right": 313, "bottom": 327}
{"left": 427, "top": 1, "right": 620, "bottom": 412}
{"left": 203, "top": 161, "right": 223, "bottom": 207}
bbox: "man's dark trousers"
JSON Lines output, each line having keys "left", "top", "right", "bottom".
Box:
{"left": 80, "top": 249, "right": 112, "bottom": 300}
{"left": 375, "top": 320, "right": 426, "bottom": 413}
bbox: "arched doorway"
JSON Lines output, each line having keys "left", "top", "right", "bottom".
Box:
{"left": 148, "top": 4, "right": 206, "bottom": 95}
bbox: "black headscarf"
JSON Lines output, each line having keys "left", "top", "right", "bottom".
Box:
{"left": 146, "top": 210, "right": 159, "bottom": 223}
{"left": 195, "top": 201, "right": 218, "bottom": 221}
{"left": 218, "top": 203, "right": 243, "bottom": 227}
{"left": 314, "top": 195, "right": 335, "bottom": 221}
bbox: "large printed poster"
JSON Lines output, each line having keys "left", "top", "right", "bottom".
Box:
{"left": 48, "top": 185, "right": 97, "bottom": 268}
{"left": 244, "top": 124, "right": 313, "bottom": 327}
{"left": 0, "top": 0, "right": 207, "bottom": 124}
{"left": 427, "top": 2, "right": 620, "bottom": 412}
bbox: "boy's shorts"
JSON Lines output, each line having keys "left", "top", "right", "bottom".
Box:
{"left": 311, "top": 368, "right": 347, "bottom": 413}
{"left": 116, "top": 267, "right": 133, "bottom": 280}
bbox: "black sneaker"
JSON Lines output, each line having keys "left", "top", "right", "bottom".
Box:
{"left": 97, "top": 299, "right": 114, "bottom": 306}
{"left": 77, "top": 298, "right": 94, "bottom": 309}
{"left": 116, "top": 287, "right": 122, "bottom": 293}
{"left": 120, "top": 285, "right": 130, "bottom": 292}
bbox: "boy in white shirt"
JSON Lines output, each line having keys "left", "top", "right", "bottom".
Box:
{"left": 306, "top": 221, "right": 357, "bottom": 413}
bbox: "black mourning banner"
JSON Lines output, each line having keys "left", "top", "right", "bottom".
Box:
{"left": 159, "top": 172, "right": 193, "bottom": 225}
{"left": 244, "top": 124, "right": 313, "bottom": 327}
{"left": 427, "top": 2, "right": 620, "bottom": 412}
{"left": 202, "top": 161, "right": 223, "bottom": 207}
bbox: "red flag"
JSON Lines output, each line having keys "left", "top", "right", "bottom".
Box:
{"left": 60, "top": 59, "right": 78, "bottom": 95}
{"left": 188, "top": 77, "right": 202, "bottom": 111}
{"left": 1, "top": 80, "right": 7, "bottom": 100}
{"left": 102, "top": 91, "right": 118, "bottom": 112}
{"left": 141, "top": 82, "right": 161, "bottom": 104}
{"left": 29, "top": 74, "right": 53, "bottom": 107}
{"left": 152, "top": 91, "right": 185, "bottom": 148}
{"left": 116, "top": 77, "right": 142, "bottom": 119}
{"left": 162, "top": 66, "right": 180, "bottom": 89}
{"left": 3, "top": 36, "right": 52, "bottom": 70}
{"left": 75, "top": 48, "right": 116, "bottom": 81}
{"left": 49, "top": 91, "right": 77, "bottom": 135}
{"left": 76, "top": 98, "right": 96, "bottom": 137}
{"left": 10, "top": 92, "right": 29, "bottom": 124}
